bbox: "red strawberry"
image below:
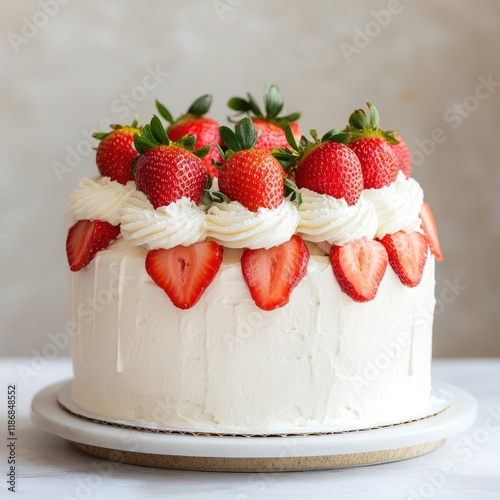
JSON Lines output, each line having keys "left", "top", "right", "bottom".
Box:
{"left": 241, "top": 235, "right": 309, "bottom": 311}
{"left": 391, "top": 133, "right": 411, "bottom": 179}
{"left": 156, "top": 95, "right": 221, "bottom": 178}
{"left": 293, "top": 137, "right": 364, "bottom": 206}
{"left": 347, "top": 103, "right": 399, "bottom": 189}
{"left": 380, "top": 231, "right": 428, "bottom": 287}
{"left": 93, "top": 121, "right": 141, "bottom": 185}
{"left": 419, "top": 202, "right": 443, "bottom": 261}
{"left": 227, "top": 84, "right": 302, "bottom": 154}
{"left": 216, "top": 117, "right": 286, "bottom": 212}
{"left": 145, "top": 241, "right": 223, "bottom": 309}
{"left": 66, "top": 220, "right": 120, "bottom": 272}
{"left": 329, "top": 238, "right": 388, "bottom": 302}
{"left": 133, "top": 115, "right": 209, "bottom": 209}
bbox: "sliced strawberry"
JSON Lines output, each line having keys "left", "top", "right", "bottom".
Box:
{"left": 66, "top": 220, "right": 120, "bottom": 272}
{"left": 145, "top": 241, "right": 223, "bottom": 309}
{"left": 241, "top": 235, "right": 309, "bottom": 311}
{"left": 329, "top": 238, "right": 388, "bottom": 302}
{"left": 419, "top": 202, "right": 443, "bottom": 261}
{"left": 380, "top": 231, "right": 428, "bottom": 287}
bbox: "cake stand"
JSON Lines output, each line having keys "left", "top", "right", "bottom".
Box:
{"left": 31, "top": 380, "right": 477, "bottom": 472}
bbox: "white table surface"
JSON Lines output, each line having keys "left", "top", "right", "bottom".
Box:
{"left": 1, "top": 357, "right": 499, "bottom": 499}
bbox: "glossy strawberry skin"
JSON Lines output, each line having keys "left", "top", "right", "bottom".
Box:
{"left": 252, "top": 119, "right": 301, "bottom": 154}
{"left": 391, "top": 134, "right": 411, "bottom": 179}
{"left": 168, "top": 117, "right": 222, "bottom": 178}
{"left": 241, "top": 235, "right": 309, "bottom": 311}
{"left": 218, "top": 150, "right": 285, "bottom": 212}
{"left": 380, "top": 231, "right": 428, "bottom": 287}
{"left": 295, "top": 141, "right": 364, "bottom": 205}
{"left": 145, "top": 241, "right": 223, "bottom": 309}
{"left": 96, "top": 128, "right": 138, "bottom": 185}
{"left": 330, "top": 238, "right": 388, "bottom": 302}
{"left": 66, "top": 220, "right": 120, "bottom": 272}
{"left": 134, "top": 145, "right": 207, "bottom": 209}
{"left": 349, "top": 136, "right": 399, "bottom": 189}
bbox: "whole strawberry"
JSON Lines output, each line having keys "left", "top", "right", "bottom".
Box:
{"left": 391, "top": 133, "right": 411, "bottom": 179}
{"left": 93, "top": 120, "right": 141, "bottom": 185}
{"left": 227, "top": 84, "right": 302, "bottom": 153}
{"left": 347, "top": 103, "right": 399, "bottom": 189}
{"left": 155, "top": 95, "right": 221, "bottom": 178}
{"left": 215, "top": 117, "right": 293, "bottom": 212}
{"left": 274, "top": 127, "right": 364, "bottom": 206}
{"left": 133, "top": 115, "right": 209, "bottom": 209}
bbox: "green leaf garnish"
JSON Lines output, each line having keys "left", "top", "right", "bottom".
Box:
{"left": 155, "top": 99, "right": 174, "bottom": 124}
{"left": 187, "top": 94, "right": 212, "bottom": 117}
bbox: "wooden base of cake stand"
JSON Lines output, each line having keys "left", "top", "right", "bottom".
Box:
{"left": 72, "top": 440, "right": 445, "bottom": 472}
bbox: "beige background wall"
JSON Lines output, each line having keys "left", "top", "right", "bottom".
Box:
{"left": 1, "top": 0, "right": 499, "bottom": 357}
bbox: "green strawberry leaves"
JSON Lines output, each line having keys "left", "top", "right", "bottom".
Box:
{"left": 272, "top": 124, "right": 350, "bottom": 171}
{"left": 92, "top": 117, "right": 140, "bottom": 141}
{"left": 218, "top": 116, "right": 261, "bottom": 160}
{"left": 227, "top": 84, "right": 301, "bottom": 127}
{"left": 134, "top": 115, "right": 209, "bottom": 158}
{"left": 347, "top": 102, "right": 398, "bottom": 144}
{"left": 187, "top": 94, "right": 212, "bottom": 117}
{"left": 156, "top": 94, "right": 214, "bottom": 125}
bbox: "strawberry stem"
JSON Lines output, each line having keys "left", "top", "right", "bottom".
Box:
{"left": 133, "top": 115, "right": 209, "bottom": 158}
{"left": 347, "top": 102, "right": 398, "bottom": 144}
{"left": 218, "top": 116, "right": 260, "bottom": 159}
{"left": 272, "top": 125, "right": 351, "bottom": 171}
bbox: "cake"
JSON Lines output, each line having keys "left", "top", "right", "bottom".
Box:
{"left": 65, "top": 89, "right": 443, "bottom": 433}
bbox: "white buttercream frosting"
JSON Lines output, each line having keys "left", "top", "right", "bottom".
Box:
{"left": 206, "top": 199, "right": 300, "bottom": 249}
{"left": 69, "top": 238, "right": 436, "bottom": 431}
{"left": 363, "top": 171, "right": 424, "bottom": 239}
{"left": 119, "top": 190, "right": 207, "bottom": 250}
{"left": 297, "top": 189, "right": 378, "bottom": 246}
{"left": 69, "top": 176, "right": 136, "bottom": 226}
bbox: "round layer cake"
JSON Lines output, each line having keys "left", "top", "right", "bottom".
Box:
{"left": 66, "top": 102, "right": 442, "bottom": 433}
{"left": 69, "top": 235, "right": 435, "bottom": 432}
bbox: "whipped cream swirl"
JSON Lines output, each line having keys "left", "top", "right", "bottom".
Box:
{"left": 120, "top": 191, "right": 207, "bottom": 250}
{"left": 206, "top": 200, "right": 300, "bottom": 249}
{"left": 297, "top": 189, "right": 378, "bottom": 246}
{"left": 69, "top": 176, "right": 136, "bottom": 226}
{"left": 363, "top": 171, "right": 424, "bottom": 239}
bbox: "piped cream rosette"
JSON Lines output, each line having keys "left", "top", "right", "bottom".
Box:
{"left": 296, "top": 189, "right": 378, "bottom": 246}
{"left": 119, "top": 190, "right": 207, "bottom": 250}
{"left": 206, "top": 199, "right": 300, "bottom": 250}
{"left": 69, "top": 176, "right": 136, "bottom": 226}
{"left": 363, "top": 171, "right": 424, "bottom": 239}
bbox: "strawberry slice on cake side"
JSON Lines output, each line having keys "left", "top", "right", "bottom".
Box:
{"left": 273, "top": 124, "right": 388, "bottom": 302}
{"left": 212, "top": 116, "right": 309, "bottom": 311}
{"left": 132, "top": 114, "right": 223, "bottom": 309}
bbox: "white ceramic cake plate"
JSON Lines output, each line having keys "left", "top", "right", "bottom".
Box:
{"left": 31, "top": 381, "right": 477, "bottom": 472}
